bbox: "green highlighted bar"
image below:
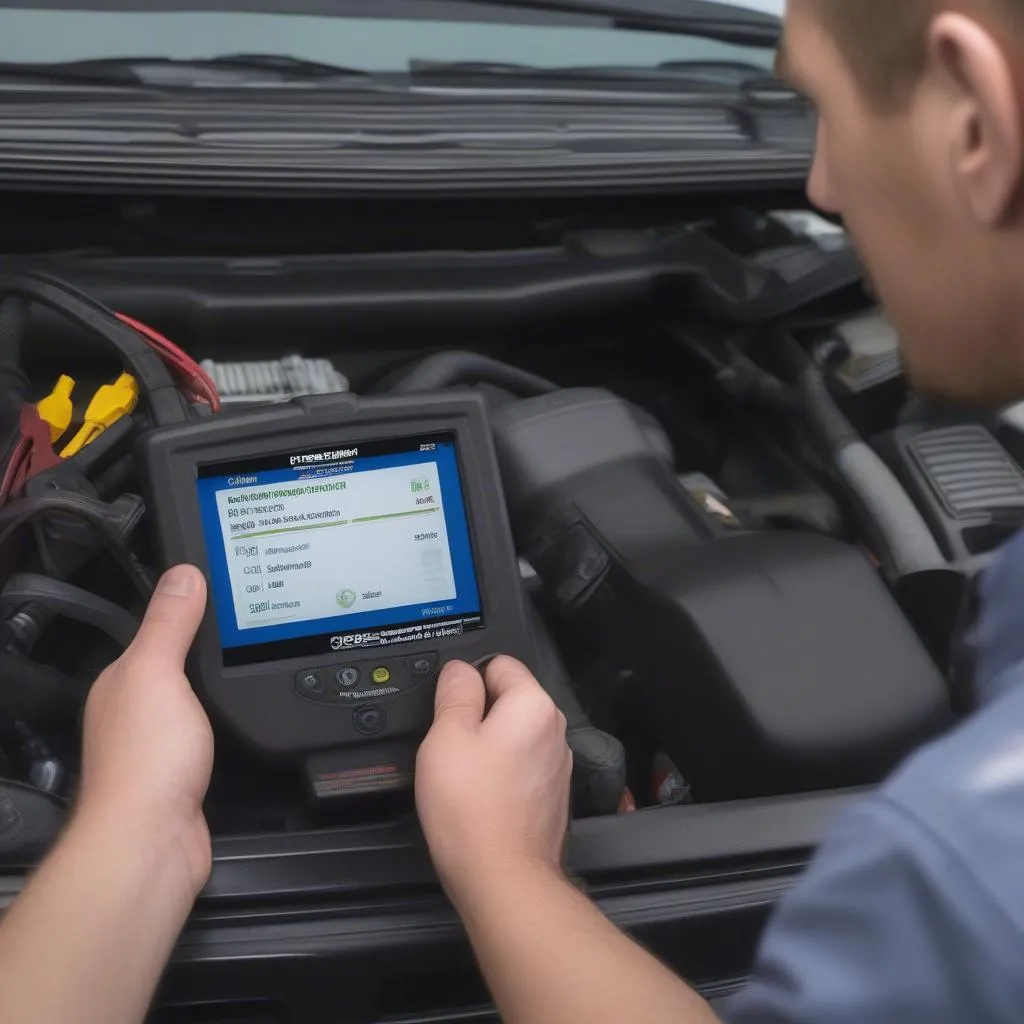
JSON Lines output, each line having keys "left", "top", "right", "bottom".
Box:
{"left": 352, "top": 508, "right": 437, "bottom": 524}
{"left": 232, "top": 507, "right": 435, "bottom": 541}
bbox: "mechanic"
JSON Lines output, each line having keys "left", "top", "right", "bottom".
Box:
{"left": 4, "top": 1, "right": 1024, "bottom": 1022}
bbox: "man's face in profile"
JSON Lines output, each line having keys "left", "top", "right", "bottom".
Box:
{"left": 780, "top": 0, "right": 1024, "bottom": 407}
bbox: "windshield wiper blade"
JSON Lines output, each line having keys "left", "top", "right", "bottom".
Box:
{"left": 186, "top": 53, "right": 371, "bottom": 78}
{"left": 0, "top": 54, "right": 371, "bottom": 87}
{"left": 447, "top": 0, "right": 780, "bottom": 46}
{"left": 409, "top": 57, "right": 775, "bottom": 86}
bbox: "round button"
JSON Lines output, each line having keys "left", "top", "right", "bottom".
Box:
{"left": 371, "top": 666, "right": 391, "bottom": 685}
{"left": 353, "top": 706, "right": 387, "bottom": 735}
{"left": 410, "top": 657, "right": 434, "bottom": 676}
{"left": 337, "top": 666, "right": 361, "bottom": 689}
{"left": 297, "top": 671, "right": 325, "bottom": 696}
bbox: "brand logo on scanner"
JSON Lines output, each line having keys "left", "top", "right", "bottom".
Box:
{"left": 290, "top": 448, "right": 358, "bottom": 466}
{"left": 331, "top": 632, "right": 377, "bottom": 650}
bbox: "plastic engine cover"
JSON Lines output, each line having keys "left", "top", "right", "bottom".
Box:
{"left": 493, "top": 389, "right": 953, "bottom": 801}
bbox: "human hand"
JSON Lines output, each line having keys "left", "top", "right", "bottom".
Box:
{"left": 79, "top": 565, "right": 214, "bottom": 897}
{"left": 415, "top": 657, "right": 572, "bottom": 905}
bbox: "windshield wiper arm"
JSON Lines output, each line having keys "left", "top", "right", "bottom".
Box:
{"left": 448, "top": 0, "right": 780, "bottom": 46}
{"left": 0, "top": 54, "right": 371, "bottom": 87}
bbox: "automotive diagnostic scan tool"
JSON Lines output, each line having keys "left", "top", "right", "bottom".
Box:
{"left": 141, "top": 391, "right": 536, "bottom": 796}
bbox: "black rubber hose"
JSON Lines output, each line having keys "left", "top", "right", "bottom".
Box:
{"left": 2, "top": 574, "right": 140, "bottom": 649}
{"left": 390, "top": 351, "right": 675, "bottom": 463}
{"left": 391, "top": 351, "right": 559, "bottom": 396}
{"left": 529, "top": 602, "right": 589, "bottom": 731}
{"left": 529, "top": 601, "right": 626, "bottom": 817}
{"left": 0, "top": 492, "right": 153, "bottom": 601}
{"left": 0, "top": 296, "right": 32, "bottom": 434}
{"left": 777, "top": 333, "right": 945, "bottom": 577}
{"left": 785, "top": 347, "right": 860, "bottom": 452}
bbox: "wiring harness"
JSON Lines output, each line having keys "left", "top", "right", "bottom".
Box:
{"left": 0, "top": 272, "right": 219, "bottom": 507}
{"left": 0, "top": 272, "right": 220, "bottom": 796}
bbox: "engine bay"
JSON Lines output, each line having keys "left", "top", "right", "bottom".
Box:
{"left": 1, "top": 196, "right": 1021, "bottom": 868}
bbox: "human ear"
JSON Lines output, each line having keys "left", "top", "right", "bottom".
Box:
{"left": 927, "top": 12, "right": 1022, "bottom": 225}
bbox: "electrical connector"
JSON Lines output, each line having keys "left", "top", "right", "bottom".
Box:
{"left": 36, "top": 375, "right": 75, "bottom": 444}
{"left": 60, "top": 373, "right": 139, "bottom": 458}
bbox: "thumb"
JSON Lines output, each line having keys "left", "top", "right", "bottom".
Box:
{"left": 128, "top": 565, "right": 207, "bottom": 667}
{"left": 483, "top": 655, "right": 542, "bottom": 703}
{"left": 433, "top": 660, "right": 486, "bottom": 729}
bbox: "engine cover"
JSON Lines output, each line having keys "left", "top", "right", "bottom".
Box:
{"left": 494, "top": 389, "right": 952, "bottom": 800}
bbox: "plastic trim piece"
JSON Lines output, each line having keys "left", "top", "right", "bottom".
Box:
{"left": 196, "top": 788, "right": 857, "bottom": 904}
{"left": 0, "top": 788, "right": 860, "bottom": 911}
{"left": 0, "top": 93, "right": 812, "bottom": 198}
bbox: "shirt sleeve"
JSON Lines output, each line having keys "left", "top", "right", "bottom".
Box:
{"left": 722, "top": 794, "right": 1024, "bottom": 1024}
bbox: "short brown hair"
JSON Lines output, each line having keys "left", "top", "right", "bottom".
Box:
{"left": 810, "top": 0, "right": 1023, "bottom": 109}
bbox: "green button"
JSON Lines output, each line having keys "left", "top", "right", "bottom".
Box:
{"left": 372, "top": 666, "right": 391, "bottom": 684}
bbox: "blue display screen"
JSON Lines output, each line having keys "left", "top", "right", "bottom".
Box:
{"left": 196, "top": 434, "right": 483, "bottom": 666}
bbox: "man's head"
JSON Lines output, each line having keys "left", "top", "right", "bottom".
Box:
{"left": 781, "top": 1, "right": 1024, "bottom": 405}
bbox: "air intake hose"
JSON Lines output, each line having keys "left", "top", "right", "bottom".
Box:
{"left": 390, "top": 351, "right": 559, "bottom": 396}
{"left": 778, "top": 333, "right": 945, "bottom": 578}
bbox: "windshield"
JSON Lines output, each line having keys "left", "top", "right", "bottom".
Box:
{"left": 0, "top": 2, "right": 778, "bottom": 77}
{"left": 724, "top": 0, "right": 782, "bottom": 13}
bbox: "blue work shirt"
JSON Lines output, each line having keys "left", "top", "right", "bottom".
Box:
{"left": 726, "top": 529, "right": 1024, "bottom": 1023}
